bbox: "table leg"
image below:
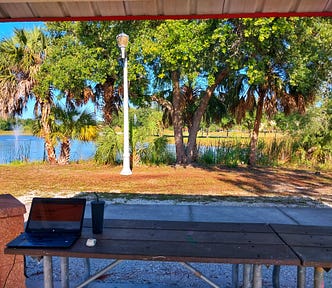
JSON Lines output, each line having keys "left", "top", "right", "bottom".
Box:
{"left": 77, "top": 260, "right": 123, "bottom": 288}
{"left": 83, "top": 258, "right": 91, "bottom": 280}
{"left": 253, "top": 264, "right": 262, "bottom": 288}
{"left": 272, "top": 265, "right": 280, "bottom": 288}
{"left": 314, "top": 267, "right": 324, "bottom": 288}
{"left": 180, "top": 262, "right": 220, "bottom": 288}
{"left": 60, "top": 257, "right": 69, "bottom": 288}
{"left": 232, "top": 264, "right": 239, "bottom": 288}
{"left": 43, "top": 256, "right": 53, "bottom": 288}
{"left": 297, "top": 266, "right": 306, "bottom": 288}
{"left": 243, "top": 264, "right": 252, "bottom": 288}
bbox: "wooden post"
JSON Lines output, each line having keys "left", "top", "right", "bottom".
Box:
{"left": 0, "top": 194, "right": 26, "bottom": 288}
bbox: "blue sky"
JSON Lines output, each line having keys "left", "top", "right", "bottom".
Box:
{"left": 0, "top": 22, "right": 44, "bottom": 40}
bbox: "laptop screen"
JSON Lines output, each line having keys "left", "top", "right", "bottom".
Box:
{"left": 26, "top": 197, "right": 86, "bottom": 234}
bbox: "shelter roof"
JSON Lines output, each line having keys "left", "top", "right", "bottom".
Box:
{"left": 0, "top": 0, "right": 331, "bottom": 22}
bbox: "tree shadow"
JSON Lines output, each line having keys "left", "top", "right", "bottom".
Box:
{"left": 215, "top": 166, "right": 332, "bottom": 201}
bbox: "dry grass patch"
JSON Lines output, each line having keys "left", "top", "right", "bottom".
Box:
{"left": 1, "top": 162, "right": 331, "bottom": 206}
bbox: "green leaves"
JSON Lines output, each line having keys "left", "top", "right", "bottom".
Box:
{"left": 139, "top": 20, "right": 217, "bottom": 81}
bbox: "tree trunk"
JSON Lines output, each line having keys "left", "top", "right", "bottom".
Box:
{"left": 171, "top": 70, "right": 186, "bottom": 164}
{"left": 186, "top": 68, "right": 229, "bottom": 163}
{"left": 40, "top": 99, "right": 57, "bottom": 164}
{"left": 249, "top": 89, "right": 265, "bottom": 166}
{"left": 58, "top": 138, "right": 70, "bottom": 165}
{"left": 102, "top": 76, "right": 116, "bottom": 125}
{"left": 44, "top": 138, "right": 57, "bottom": 164}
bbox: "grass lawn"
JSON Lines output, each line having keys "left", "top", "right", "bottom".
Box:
{"left": 1, "top": 161, "right": 331, "bottom": 206}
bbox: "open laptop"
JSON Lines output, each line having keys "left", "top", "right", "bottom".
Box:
{"left": 6, "top": 197, "right": 86, "bottom": 248}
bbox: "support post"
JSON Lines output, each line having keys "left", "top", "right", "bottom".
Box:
{"left": 120, "top": 53, "right": 132, "bottom": 175}
{"left": 272, "top": 265, "right": 280, "bottom": 288}
{"left": 253, "top": 264, "right": 262, "bottom": 288}
{"left": 117, "top": 33, "right": 132, "bottom": 176}
{"left": 84, "top": 258, "right": 91, "bottom": 280}
{"left": 232, "top": 264, "right": 239, "bottom": 288}
{"left": 243, "top": 264, "right": 252, "bottom": 288}
{"left": 314, "top": 267, "right": 324, "bottom": 288}
{"left": 60, "top": 257, "right": 69, "bottom": 288}
{"left": 297, "top": 266, "right": 306, "bottom": 288}
{"left": 43, "top": 256, "right": 54, "bottom": 288}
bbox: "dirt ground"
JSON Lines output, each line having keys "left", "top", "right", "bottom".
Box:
{"left": 1, "top": 162, "right": 331, "bottom": 206}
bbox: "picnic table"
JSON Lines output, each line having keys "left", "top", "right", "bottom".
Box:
{"left": 5, "top": 218, "right": 332, "bottom": 288}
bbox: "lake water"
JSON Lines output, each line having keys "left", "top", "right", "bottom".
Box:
{"left": 0, "top": 134, "right": 96, "bottom": 164}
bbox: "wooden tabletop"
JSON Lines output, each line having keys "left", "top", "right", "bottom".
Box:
{"left": 5, "top": 219, "right": 301, "bottom": 266}
{"left": 271, "top": 224, "right": 332, "bottom": 267}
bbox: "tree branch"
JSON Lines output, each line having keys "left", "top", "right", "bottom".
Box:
{"left": 151, "top": 94, "right": 173, "bottom": 111}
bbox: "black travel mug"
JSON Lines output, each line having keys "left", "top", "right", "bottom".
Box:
{"left": 91, "top": 198, "right": 105, "bottom": 234}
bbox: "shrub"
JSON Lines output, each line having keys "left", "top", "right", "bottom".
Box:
{"left": 94, "top": 127, "right": 121, "bottom": 165}
{"left": 140, "top": 136, "right": 175, "bottom": 165}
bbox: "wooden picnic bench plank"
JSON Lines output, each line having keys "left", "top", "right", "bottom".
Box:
{"left": 84, "top": 219, "right": 273, "bottom": 233}
{"left": 33, "top": 238, "right": 297, "bottom": 265}
{"left": 271, "top": 224, "right": 332, "bottom": 267}
{"left": 81, "top": 228, "right": 283, "bottom": 245}
{"left": 271, "top": 224, "right": 332, "bottom": 235}
{"left": 273, "top": 233, "right": 332, "bottom": 247}
{"left": 290, "top": 247, "right": 332, "bottom": 267}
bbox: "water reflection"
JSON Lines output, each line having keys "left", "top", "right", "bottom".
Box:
{"left": 0, "top": 135, "right": 96, "bottom": 164}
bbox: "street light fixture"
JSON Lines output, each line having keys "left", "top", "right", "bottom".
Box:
{"left": 117, "top": 33, "right": 132, "bottom": 175}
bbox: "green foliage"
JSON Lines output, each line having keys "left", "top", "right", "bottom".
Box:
{"left": 20, "top": 119, "right": 35, "bottom": 133}
{"left": 136, "top": 19, "right": 228, "bottom": 95}
{"left": 50, "top": 105, "right": 98, "bottom": 142}
{"left": 0, "top": 28, "right": 46, "bottom": 117}
{"left": 289, "top": 93, "right": 332, "bottom": 167}
{"left": 139, "top": 20, "right": 212, "bottom": 79}
{"left": 95, "top": 108, "right": 172, "bottom": 166}
{"left": 129, "top": 108, "right": 165, "bottom": 165}
{"left": 198, "top": 140, "right": 250, "bottom": 167}
{"left": 0, "top": 118, "right": 11, "bottom": 131}
{"left": 198, "top": 147, "right": 216, "bottom": 165}
{"left": 94, "top": 126, "right": 121, "bottom": 165}
{"left": 140, "top": 135, "right": 175, "bottom": 165}
{"left": 2, "top": 19, "right": 331, "bottom": 168}
{"left": 37, "top": 22, "right": 103, "bottom": 99}
{"left": 0, "top": 118, "right": 35, "bottom": 133}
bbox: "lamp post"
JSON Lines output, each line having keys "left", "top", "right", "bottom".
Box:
{"left": 117, "top": 32, "right": 132, "bottom": 175}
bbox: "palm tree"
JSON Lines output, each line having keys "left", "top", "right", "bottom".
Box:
{"left": 0, "top": 28, "right": 58, "bottom": 163}
{"left": 0, "top": 28, "right": 42, "bottom": 117}
{"left": 51, "top": 104, "right": 98, "bottom": 165}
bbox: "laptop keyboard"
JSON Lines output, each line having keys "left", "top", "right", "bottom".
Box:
{"left": 26, "top": 233, "right": 77, "bottom": 245}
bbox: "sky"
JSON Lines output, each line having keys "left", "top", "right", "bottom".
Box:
{"left": 0, "top": 21, "right": 43, "bottom": 40}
